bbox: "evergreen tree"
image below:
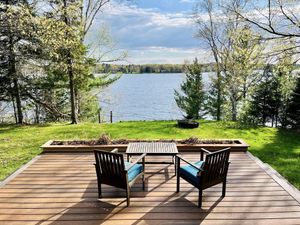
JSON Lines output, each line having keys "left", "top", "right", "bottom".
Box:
{"left": 206, "top": 74, "right": 225, "bottom": 120}
{"left": 247, "top": 65, "right": 281, "bottom": 126}
{"left": 286, "top": 77, "right": 300, "bottom": 129}
{"left": 0, "top": 0, "right": 38, "bottom": 123}
{"left": 174, "top": 59, "right": 206, "bottom": 119}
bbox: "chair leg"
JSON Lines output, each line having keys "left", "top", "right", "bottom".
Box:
{"left": 176, "top": 173, "right": 180, "bottom": 193}
{"left": 176, "top": 157, "right": 180, "bottom": 193}
{"left": 198, "top": 189, "right": 203, "bottom": 208}
{"left": 142, "top": 173, "right": 145, "bottom": 191}
{"left": 173, "top": 156, "right": 177, "bottom": 176}
{"left": 126, "top": 186, "right": 130, "bottom": 207}
{"left": 97, "top": 181, "right": 102, "bottom": 198}
{"left": 222, "top": 180, "right": 226, "bottom": 197}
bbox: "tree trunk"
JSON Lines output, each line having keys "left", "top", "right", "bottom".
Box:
{"left": 63, "top": 0, "right": 78, "bottom": 124}
{"left": 216, "top": 70, "right": 222, "bottom": 121}
{"left": 231, "top": 98, "right": 237, "bottom": 121}
{"left": 262, "top": 114, "right": 266, "bottom": 125}
{"left": 11, "top": 94, "right": 18, "bottom": 124}
{"left": 212, "top": 46, "right": 222, "bottom": 121}
{"left": 75, "top": 87, "right": 80, "bottom": 118}
{"left": 35, "top": 103, "right": 40, "bottom": 124}
{"left": 68, "top": 60, "right": 78, "bottom": 124}
{"left": 8, "top": 32, "right": 23, "bottom": 124}
{"left": 242, "top": 77, "right": 247, "bottom": 99}
{"left": 12, "top": 77, "right": 23, "bottom": 124}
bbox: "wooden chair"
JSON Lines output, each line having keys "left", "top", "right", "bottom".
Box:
{"left": 94, "top": 149, "right": 146, "bottom": 206}
{"left": 176, "top": 147, "right": 231, "bottom": 208}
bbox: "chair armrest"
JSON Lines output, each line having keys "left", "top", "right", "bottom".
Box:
{"left": 200, "top": 148, "right": 212, "bottom": 154}
{"left": 125, "top": 153, "right": 147, "bottom": 171}
{"left": 111, "top": 148, "right": 118, "bottom": 153}
{"left": 176, "top": 155, "right": 204, "bottom": 172}
{"left": 213, "top": 147, "right": 231, "bottom": 154}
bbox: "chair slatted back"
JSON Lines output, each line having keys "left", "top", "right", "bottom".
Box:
{"left": 202, "top": 148, "right": 230, "bottom": 188}
{"left": 94, "top": 150, "right": 127, "bottom": 188}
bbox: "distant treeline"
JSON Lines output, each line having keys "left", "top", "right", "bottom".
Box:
{"left": 95, "top": 63, "right": 215, "bottom": 74}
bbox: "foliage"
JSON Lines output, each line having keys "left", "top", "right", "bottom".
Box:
{"left": 274, "top": 56, "right": 297, "bottom": 127}
{"left": 286, "top": 77, "right": 300, "bottom": 129}
{"left": 95, "top": 63, "right": 215, "bottom": 74}
{"left": 246, "top": 65, "right": 281, "bottom": 125}
{"left": 174, "top": 59, "right": 206, "bottom": 119}
{"left": 78, "top": 91, "right": 100, "bottom": 122}
{"left": 0, "top": 1, "right": 40, "bottom": 123}
{"left": 220, "top": 26, "right": 264, "bottom": 121}
{"left": 206, "top": 73, "right": 225, "bottom": 120}
{"left": 0, "top": 0, "right": 120, "bottom": 124}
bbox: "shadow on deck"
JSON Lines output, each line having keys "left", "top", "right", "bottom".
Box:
{"left": 0, "top": 152, "right": 299, "bottom": 225}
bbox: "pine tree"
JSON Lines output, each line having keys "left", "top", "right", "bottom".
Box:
{"left": 206, "top": 74, "right": 224, "bottom": 120}
{"left": 247, "top": 65, "right": 280, "bottom": 126}
{"left": 0, "top": 0, "right": 38, "bottom": 123}
{"left": 286, "top": 77, "right": 300, "bottom": 129}
{"left": 174, "top": 59, "right": 206, "bottom": 119}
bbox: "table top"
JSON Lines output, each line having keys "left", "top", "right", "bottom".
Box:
{"left": 126, "top": 142, "right": 178, "bottom": 154}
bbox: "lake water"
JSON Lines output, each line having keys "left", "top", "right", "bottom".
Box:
{"left": 98, "top": 73, "right": 212, "bottom": 122}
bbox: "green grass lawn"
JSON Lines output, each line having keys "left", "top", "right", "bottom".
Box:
{"left": 0, "top": 120, "right": 299, "bottom": 189}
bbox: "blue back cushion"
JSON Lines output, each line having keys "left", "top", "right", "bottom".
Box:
{"left": 179, "top": 161, "right": 205, "bottom": 185}
{"left": 125, "top": 162, "right": 143, "bottom": 182}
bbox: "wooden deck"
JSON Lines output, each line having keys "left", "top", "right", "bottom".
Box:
{"left": 0, "top": 152, "right": 300, "bottom": 225}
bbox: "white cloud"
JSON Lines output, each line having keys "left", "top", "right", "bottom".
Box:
{"left": 86, "top": 1, "right": 206, "bottom": 64}
{"left": 102, "top": 2, "right": 193, "bottom": 28}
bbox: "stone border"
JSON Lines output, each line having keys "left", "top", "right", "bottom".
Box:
{"left": 247, "top": 152, "right": 300, "bottom": 204}
{"left": 0, "top": 155, "right": 41, "bottom": 188}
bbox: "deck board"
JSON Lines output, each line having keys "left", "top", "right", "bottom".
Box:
{"left": 0, "top": 152, "right": 299, "bottom": 225}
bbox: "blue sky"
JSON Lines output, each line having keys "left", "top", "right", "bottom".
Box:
{"left": 87, "top": 0, "right": 208, "bottom": 64}
{"left": 85, "top": 0, "right": 300, "bottom": 65}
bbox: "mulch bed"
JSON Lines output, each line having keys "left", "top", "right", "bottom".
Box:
{"left": 51, "top": 136, "right": 238, "bottom": 146}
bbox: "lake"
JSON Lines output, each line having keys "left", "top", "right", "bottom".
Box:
{"left": 98, "top": 73, "right": 212, "bottom": 122}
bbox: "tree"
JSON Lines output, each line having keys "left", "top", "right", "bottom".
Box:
{"left": 195, "top": 0, "right": 223, "bottom": 120}
{"left": 247, "top": 65, "right": 281, "bottom": 126}
{"left": 286, "top": 77, "right": 300, "bottom": 129}
{"left": 206, "top": 75, "right": 225, "bottom": 120}
{"left": 38, "top": 0, "right": 122, "bottom": 124}
{"left": 0, "top": 0, "right": 39, "bottom": 124}
{"left": 220, "top": 26, "right": 264, "bottom": 121}
{"left": 38, "top": 0, "right": 84, "bottom": 124}
{"left": 174, "top": 59, "right": 206, "bottom": 119}
{"left": 230, "top": 0, "right": 300, "bottom": 58}
{"left": 274, "top": 55, "right": 297, "bottom": 127}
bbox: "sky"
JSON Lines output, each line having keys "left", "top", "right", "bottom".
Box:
{"left": 87, "top": 0, "right": 209, "bottom": 64}
{"left": 84, "top": 0, "right": 300, "bottom": 65}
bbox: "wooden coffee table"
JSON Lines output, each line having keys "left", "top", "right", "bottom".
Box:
{"left": 126, "top": 142, "right": 178, "bottom": 172}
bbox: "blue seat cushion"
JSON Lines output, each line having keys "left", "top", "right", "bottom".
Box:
{"left": 179, "top": 161, "right": 205, "bottom": 185}
{"left": 125, "top": 162, "right": 143, "bottom": 182}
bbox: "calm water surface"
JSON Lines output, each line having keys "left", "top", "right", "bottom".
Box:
{"left": 98, "top": 73, "right": 211, "bottom": 122}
